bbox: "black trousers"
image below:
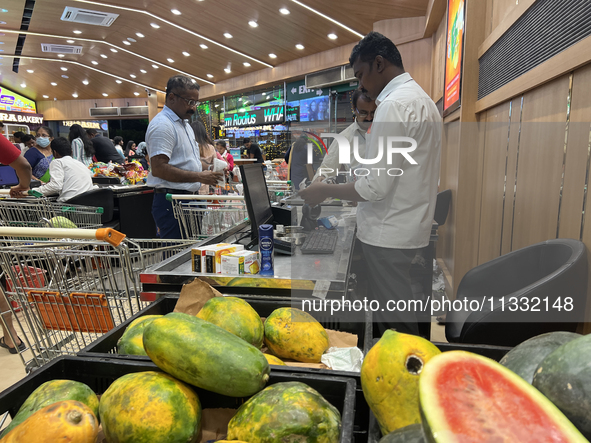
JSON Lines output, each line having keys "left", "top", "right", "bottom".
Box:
{"left": 360, "top": 241, "right": 420, "bottom": 337}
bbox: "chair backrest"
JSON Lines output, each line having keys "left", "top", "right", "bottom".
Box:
{"left": 65, "top": 187, "right": 114, "bottom": 223}
{"left": 434, "top": 189, "right": 452, "bottom": 226}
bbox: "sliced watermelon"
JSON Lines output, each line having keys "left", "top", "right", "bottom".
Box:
{"left": 419, "top": 351, "right": 588, "bottom": 442}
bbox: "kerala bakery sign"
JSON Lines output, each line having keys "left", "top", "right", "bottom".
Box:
{"left": 0, "top": 110, "right": 44, "bottom": 124}
{"left": 223, "top": 106, "right": 285, "bottom": 128}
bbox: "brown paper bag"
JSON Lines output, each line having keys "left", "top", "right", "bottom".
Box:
{"left": 198, "top": 408, "right": 237, "bottom": 442}
{"left": 173, "top": 278, "right": 224, "bottom": 316}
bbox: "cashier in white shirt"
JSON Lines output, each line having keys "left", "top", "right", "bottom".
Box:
{"left": 299, "top": 31, "right": 442, "bottom": 336}
{"left": 313, "top": 89, "right": 376, "bottom": 182}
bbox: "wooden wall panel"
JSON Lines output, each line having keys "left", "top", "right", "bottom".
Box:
{"left": 489, "top": 0, "right": 520, "bottom": 37}
{"left": 374, "top": 17, "right": 427, "bottom": 45}
{"left": 397, "top": 39, "right": 433, "bottom": 97}
{"left": 37, "top": 98, "right": 147, "bottom": 121}
{"left": 477, "top": 102, "right": 511, "bottom": 264}
{"left": 431, "top": 17, "right": 447, "bottom": 102}
{"left": 510, "top": 76, "right": 570, "bottom": 251}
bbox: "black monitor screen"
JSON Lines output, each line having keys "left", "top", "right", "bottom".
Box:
{"left": 239, "top": 164, "right": 273, "bottom": 239}
{"left": 0, "top": 165, "right": 19, "bottom": 187}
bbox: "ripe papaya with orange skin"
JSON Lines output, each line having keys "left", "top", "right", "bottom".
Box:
{"left": 0, "top": 400, "right": 98, "bottom": 443}
{"left": 361, "top": 330, "right": 441, "bottom": 435}
{"left": 264, "top": 307, "right": 328, "bottom": 363}
{"left": 264, "top": 353, "right": 286, "bottom": 365}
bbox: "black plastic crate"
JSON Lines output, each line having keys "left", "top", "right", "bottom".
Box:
{"left": 0, "top": 356, "right": 357, "bottom": 443}
{"left": 78, "top": 296, "right": 368, "bottom": 360}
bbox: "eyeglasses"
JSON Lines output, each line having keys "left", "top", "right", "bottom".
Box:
{"left": 356, "top": 109, "right": 374, "bottom": 118}
{"left": 173, "top": 92, "right": 200, "bottom": 107}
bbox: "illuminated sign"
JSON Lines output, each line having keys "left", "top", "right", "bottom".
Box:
{"left": 286, "top": 106, "right": 300, "bottom": 122}
{"left": 443, "top": 0, "right": 465, "bottom": 113}
{"left": 0, "top": 86, "right": 37, "bottom": 113}
{"left": 223, "top": 106, "right": 285, "bottom": 128}
{"left": 63, "top": 120, "right": 102, "bottom": 129}
{"left": 0, "top": 111, "right": 44, "bottom": 124}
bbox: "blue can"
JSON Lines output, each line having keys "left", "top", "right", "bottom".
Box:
{"left": 259, "top": 224, "right": 274, "bottom": 276}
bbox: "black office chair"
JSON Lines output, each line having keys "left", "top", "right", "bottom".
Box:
{"left": 64, "top": 188, "right": 117, "bottom": 227}
{"left": 445, "top": 239, "right": 587, "bottom": 347}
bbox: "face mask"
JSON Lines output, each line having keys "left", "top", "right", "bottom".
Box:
{"left": 357, "top": 119, "right": 372, "bottom": 132}
{"left": 37, "top": 137, "right": 50, "bottom": 148}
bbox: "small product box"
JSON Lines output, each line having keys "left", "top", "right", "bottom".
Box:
{"left": 191, "top": 243, "right": 229, "bottom": 272}
{"left": 204, "top": 244, "right": 245, "bottom": 274}
{"left": 221, "top": 250, "right": 260, "bottom": 275}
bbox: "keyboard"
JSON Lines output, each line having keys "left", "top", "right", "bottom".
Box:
{"left": 300, "top": 229, "right": 339, "bottom": 254}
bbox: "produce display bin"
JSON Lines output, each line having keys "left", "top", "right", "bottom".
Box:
{"left": 0, "top": 356, "right": 357, "bottom": 443}
{"left": 77, "top": 295, "right": 369, "bottom": 360}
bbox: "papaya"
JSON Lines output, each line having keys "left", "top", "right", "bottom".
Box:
{"left": 197, "top": 297, "right": 264, "bottom": 348}
{"left": 380, "top": 424, "right": 426, "bottom": 443}
{"left": 420, "top": 351, "right": 588, "bottom": 442}
{"left": 227, "top": 381, "right": 341, "bottom": 442}
{"left": 0, "top": 400, "right": 98, "bottom": 443}
{"left": 533, "top": 333, "right": 591, "bottom": 438}
{"left": 499, "top": 331, "right": 581, "bottom": 383}
{"left": 264, "top": 353, "right": 286, "bottom": 365}
{"left": 117, "top": 314, "right": 162, "bottom": 355}
{"left": 264, "top": 307, "right": 329, "bottom": 363}
{"left": 99, "top": 371, "right": 201, "bottom": 443}
{"left": 2, "top": 379, "right": 99, "bottom": 436}
{"left": 143, "top": 312, "right": 270, "bottom": 397}
{"left": 361, "top": 330, "right": 441, "bottom": 435}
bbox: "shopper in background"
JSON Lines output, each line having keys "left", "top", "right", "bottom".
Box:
{"left": 125, "top": 140, "right": 136, "bottom": 159}
{"left": 68, "top": 124, "right": 95, "bottom": 166}
{"left": 24, "top": 126, "right": 54, "bottom": 182}
{"left": 134, "top": 141, "right": 150, "bottom": 171}
{"left": 192, "top": 120, "right": 226, "bottom": 195}
{"left": 146, "top": 75, "right": 222, "bottom": 239}
{"left": 22, "top": 134, "right": 36, "bottom": 150}
{"left": 216, "top": 140, "right": 234, "bottom": 171}
{"left": 299, "top": 31, "right": 442, "bottom": 336}
{"left": 113, "top": 136, "right": 126, "bottom": 160}
{"left": 36, "top": 137, "right": 93, "bottom": 202}
{"left": 87, "top": 129, "right": 125, "bottom": 163}
{"left": 284, "top": 131, "right": 310, "bottom": 190}
{"left": 243, "top": 137, "right": 265, "bottom": 164}
{"left": 13, "top": 131, "right": 26, "bottom": 152}
{"left": 313, "top": 89, "right": 377, "bottom": 182}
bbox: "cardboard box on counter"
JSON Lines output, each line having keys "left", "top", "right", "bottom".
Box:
{"left": 204, "top": 244, "right": 244, "bottom": 274}
{"left": 221, "top": 250, "right": 260, "bottom": 275}
{"left": 191, "top": 244, "right": 229, "bottom": 273}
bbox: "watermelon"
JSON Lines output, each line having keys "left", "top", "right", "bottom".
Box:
{"left": 500, "top": 331, "right": 581, "bottom": 383}
{"left": 420, "top": 351, "right": 588, "bottom": 442}
{"left": 380, "top": 424, "right": 426, "bottom": 443}
{"left": 533, "top": 333, "right": 591, "bottom": 438}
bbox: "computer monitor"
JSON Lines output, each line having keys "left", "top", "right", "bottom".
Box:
{"left": 239, "top": 164, "right": 273, "bottom": 240}
{"left": 0, "top": 165, "right": 20, "bottom": 187}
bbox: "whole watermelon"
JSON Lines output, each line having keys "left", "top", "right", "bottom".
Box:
{"left": 227, "top": 381, "right": 341, "bottom": 442}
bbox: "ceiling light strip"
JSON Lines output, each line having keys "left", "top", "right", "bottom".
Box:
{"left": 72, "top": 0, "right": 274, "bottom": 68}
{"left": 0, "top": 29, "right": 214, "bottom": 85}
{"left": 0, "top": 54, "right": 166, "bottom": 93}
{"left": 289, "top": 0, "right": 364, "bottom": 38}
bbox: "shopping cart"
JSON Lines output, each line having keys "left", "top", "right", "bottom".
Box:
{"left": 167, "top": 194, "right": 247, "bottom": 239}
{"left": 266, "top": 180, "right": 293, "bottom": 203}
{"left": 0, "top": 227, "right": 193, "bottom": 372}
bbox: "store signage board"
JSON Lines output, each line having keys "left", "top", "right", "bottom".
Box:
{"left": 0, "top": 86, "right": 37, "bottom": 113}
{"left": 223, "top": 106, "right": 285, "bottom": 128}
{"left": 286, "top": 106, "right": 300, "bottom": 122}
{"left": 62, "top": 120, "right": 108, "bottom": 130}
{"left": 286, "top": 79, "right": 328, "bottom": 102}
{"left": 443, "top": 0, "right": 465, "bottom": 115}
{"left": 0, "top": 110, "right": 44, "bottom": 124}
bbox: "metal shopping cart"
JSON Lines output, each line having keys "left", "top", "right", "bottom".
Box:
{"left": 167, "top": 194, "right": 247, "bottom": 240}
{"left": 266, "top": 180, "right": 293, "bottom": 203}
{"left": 0, "top": 227, "right": 194, "bottom": 372}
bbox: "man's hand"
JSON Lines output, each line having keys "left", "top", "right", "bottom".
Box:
{"left": 9, "top": 184, "right": 29, "bottom": 198}
{"left": 298, "top": 182, "right": 329, "bottom": 207}
{"left": 198, "top": 170, "right": 224, "bottom": 186}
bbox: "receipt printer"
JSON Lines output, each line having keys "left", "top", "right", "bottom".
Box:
{"left": 272, "top": 204, "right": 297, "bottom": 227}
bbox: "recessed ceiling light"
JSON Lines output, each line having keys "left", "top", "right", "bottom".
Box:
{"left": 206, "top": 74, "right": 214, "bottom": 78}
{"left": 223, "top": 33, "right": 233, "bottom": 38}
{"left": 130, "top": 74, "right": 136, "bottom": 78}
{"left": 116, "top": 80, "right": 122, "bottom": 84}
{"left": 110, "top": 48, "right": 118, "bottom": 53}
{"left": 83, "top": 80, "right": 89, "bottom": 85}
{"left": 57, "top": 54, "right": 65, "bottom": 58}
{"left": 269, "top": 53, "right": 277, "bottom": 58}
{"left": 91, "top": 61, "right": 99, "bottom": 65}
{"left": 102, "top": 93, "right": 108, "bottom": 97}
{"left": 60, "top": 67, "right": 68, "bottom": 71}
{"left": 243, "top": 62, "right": 251, "bottom": 67}
{"left": 61, "top": 75, "right": 69, "bottom": 78}
{"left": 0, "top": 9, "right": 7, "bottom": 13}
{"left": 66, "top": 40, "right": 75, "bottom": 44}
{"left": 100, "top": 54, "right": 108, "bottom": 58}
{"left": 152, "top": 64, "right": 159, "bottom": 69}
{"left": 43, "top": 95, "right": 49, "bottom": 98}
{"left": 150, "top": 23, "right": 160, "bottom": 28}
{"left": 73, "top": 30, "right": 82, "bottom": 34}
{"left": 134, "top": 92, "right": 140, "bottom": 96}
{"left": 140, "top": 69, "right": 147, "bottom": 73}
{"left": 123, "top": 41, "right": 131, "bottom": 45}
{"left": 127, "top": 37, "right": 137, "bottom": 42}
{"left": 296, "top": 44, "right": 304, "bottom": 50}
{"left": 279, "top": 8, "right": 290, "bottom": 14}
{"left": 26, "top": 69, "right": 34, "bottom": 73}
{"left": 200, "top": 44, "right": 208, "bottom": 49}
{"left": 72, "top": 93, "right": 78, "bottom": 98}
{"left": 248, "top": 20, "right": 258, "bottom": 28}
{"left": 182, "top": 51, "right": 190, "bottom": 56}
{"left": 0, "top": 21, "right": 5, "bottom": 24}
{"left": 51, "top": 82, "right": 57, "bottom": 86}
{"left": 167, "top": 58, "right": 174, "bottom": 63}
{"left": 171, "top": 9, "right": 181, "bottom": 15}
{"left": 328, "top": 33, "right": 338, "bottom": 40}
{"left": 0, "top": 43, "right": 4, "bottom": 45}
{"left": 136, "top": 32, "right": 144, "bottom": 38}
{"left": 224, "top": 68, "right": 231, "bottom": 73}
{"left": 20, "top": 83, "right": 26, "bottom": 88}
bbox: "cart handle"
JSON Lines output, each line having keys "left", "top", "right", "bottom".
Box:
{"left": 0, "top": 189, "right": 44, "bottom": 197}
{"left": 166, "top": 194, "right": 244, "bottom": 201}
{"left": 0, "top": 227, "right": 126, "bottom": 247}
{"left": 267, "top": 180, "right": 291, "bottom": 184}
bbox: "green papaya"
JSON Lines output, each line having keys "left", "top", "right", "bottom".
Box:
{"left": 117, "top": 315, "right": 162, "bottom": 355}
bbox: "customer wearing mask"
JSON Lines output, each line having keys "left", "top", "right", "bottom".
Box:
{"left": 24, "top": 126, "right": 54, "bottom": 182}
{"left": 313, "top": 89, "right": 377, "bottom": 182}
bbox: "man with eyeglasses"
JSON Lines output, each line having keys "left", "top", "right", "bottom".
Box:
{"left": 146, "top": 75, "right": 223, "bottom": 239}
{"left": 313, "top": 89, "right": 376, "bottom": 182}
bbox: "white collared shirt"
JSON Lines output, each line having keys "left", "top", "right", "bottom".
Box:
{"left": 37, "top": 156, "right": 94, "bottom": 202}
{"left": 313, "top": 121, "right": 367, "bottom": 181}
{"left": 354, "top": 73, "right": 442, "bottom": 249}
